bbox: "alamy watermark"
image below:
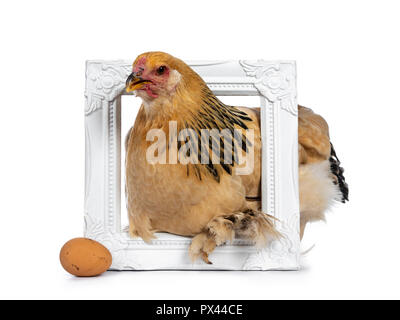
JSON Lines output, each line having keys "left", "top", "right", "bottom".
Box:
{"left": 145, "top": 121, "right": 254, "bottom": 175}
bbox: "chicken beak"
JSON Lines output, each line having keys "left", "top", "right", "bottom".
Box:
{"left": 125, "top": 72, "right": 151, "bottom": 93}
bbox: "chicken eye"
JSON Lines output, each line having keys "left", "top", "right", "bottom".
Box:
{"left": 156, "top": 65, "right": 166, "bottom": 75}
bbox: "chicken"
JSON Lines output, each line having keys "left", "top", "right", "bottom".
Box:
{"left": 125, "top": 51, "right": 349, "bottom": 263}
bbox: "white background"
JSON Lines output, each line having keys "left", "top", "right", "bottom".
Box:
{"left": 1, "top": 0, "right": 399, "bottom": 300}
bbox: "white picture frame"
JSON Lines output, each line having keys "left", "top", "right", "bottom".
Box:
{"left": 84, "top": 59, "right": 300, "bottom": 270}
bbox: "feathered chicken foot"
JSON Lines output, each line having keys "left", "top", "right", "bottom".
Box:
{"left": 189, "top": 216, "right": 234, "bottom": 264}
{"left": 189, "top": 210, "right": 281, "bottom": 264}
{"left": 128, "top": 213, "right": 156, "bottom": 243}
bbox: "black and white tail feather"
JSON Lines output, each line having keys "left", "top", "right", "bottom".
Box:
{"left": 329, "top": 143, "right": 349, "bottom": 203}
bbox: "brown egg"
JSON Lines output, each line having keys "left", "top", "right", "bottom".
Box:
{"left": 60, "top": 238, "right": 112, "bottom": 277}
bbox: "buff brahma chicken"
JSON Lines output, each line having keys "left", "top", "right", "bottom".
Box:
{"left": 125, "top": 52, "right": 348, "bottom": 264}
